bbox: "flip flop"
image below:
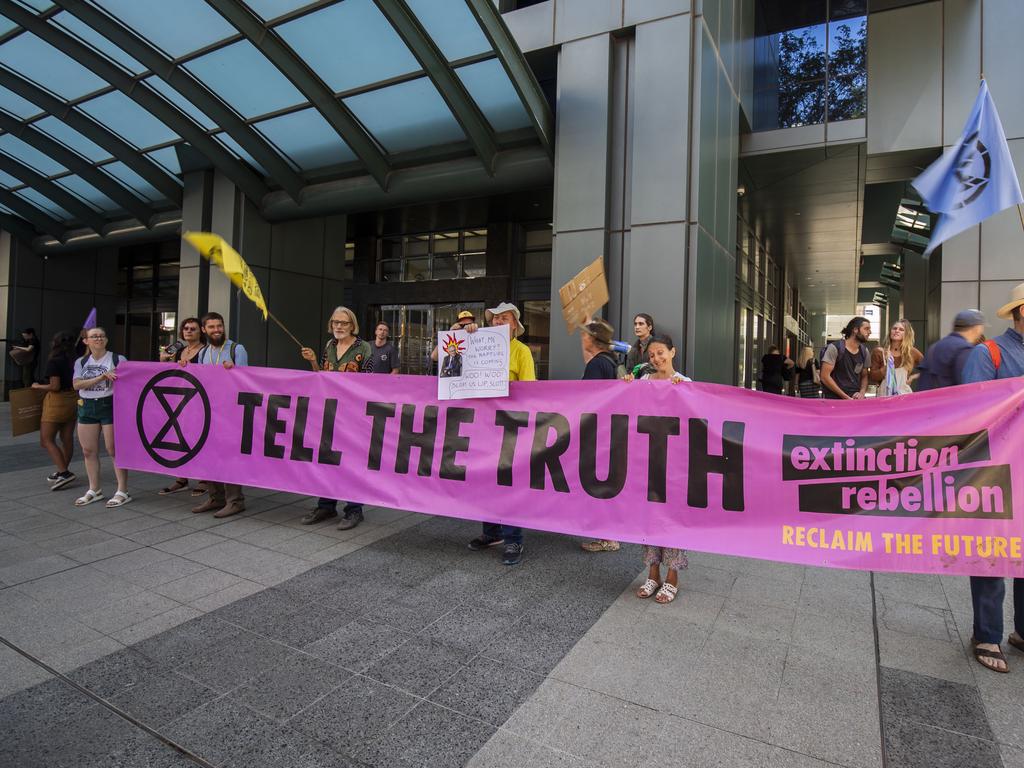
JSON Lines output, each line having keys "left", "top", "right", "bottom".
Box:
{"left": 971, "top": 637, "right": 1009, "bottom": 673}
{"left": 159, "top": 479, "right": 190, "bottom": 495}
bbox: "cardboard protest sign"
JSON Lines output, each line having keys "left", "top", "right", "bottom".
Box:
{"left": 10, "top": 387, "right": 44, "bottom": 437}
{"left": 559, "top": 256, "right": 609, "bottom": 334}
{"left": 437, "top": 324, "right": 510, "bottom": 400}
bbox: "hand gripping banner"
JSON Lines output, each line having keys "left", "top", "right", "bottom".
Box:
{"left": 114, "top": 362, "right": 1024, "bottom": 578}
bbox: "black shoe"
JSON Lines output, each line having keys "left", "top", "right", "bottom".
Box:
{"left": 468, "top": 535, "right": 504, "bottom": 551}
{"left": 336, "top": 508, "right": 364, "bottom": 530}
{"left": 46, "top": 471, "right": 61, "bottom": 482}
{"left": 502, "top": 543, "right": 523, "bottom": 566}
{"left": 51, "top": 471, "right": 76, "bottom": 491}
{"left": 301, "top": 507, "right": 338, "bottom": 525}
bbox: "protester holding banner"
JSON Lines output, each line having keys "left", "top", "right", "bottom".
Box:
{"left": 869, "top": 319, "right": 922, "bottom": 396}
{"left": 72, "top": 327, "right": 129, "bottom": 508}
{"left": 190, "top": 313, "right": 247, "bottom": 518}
{"left": 918, "top": 310, "right": 985, "bottom": 391}
{"left": 468, "top": 302, "right": 535, "bottom": 566}
{"left": 624, "top": 313, "right": 655, "bottom": 375}
{"left": 299, "top": 306, "right": 372, "bottom": 529}
{"left": 960, "top": 285, "right": 1024, "bottom": 673}
{"left": 159, "top": 317, "right": 205, "bottom": 496}
{"left": 31, "top": 331, "right": 78, "bottom": 491}
{"left": 820, "top": 317, "right": 871, "bottom": 400}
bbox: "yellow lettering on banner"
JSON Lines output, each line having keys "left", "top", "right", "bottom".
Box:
{"left": 781, "top": 526, "right": 873, "bottom": 552}
{"left": 782, "top": 526, "right": 795, "bottom": 545}
{"left": 930, "top": 534, "right": 1024, "bottom": 561}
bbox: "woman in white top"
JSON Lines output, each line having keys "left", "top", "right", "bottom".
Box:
{"left": 628, "top": 334, "right": 690, "bottom": 604}
{"left": 72, "top": 327, "right": 129, "bottom": 508}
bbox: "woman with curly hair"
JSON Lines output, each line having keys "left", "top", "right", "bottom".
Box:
{"left": 869, "top": 318, "right": 923, "bottom": 396}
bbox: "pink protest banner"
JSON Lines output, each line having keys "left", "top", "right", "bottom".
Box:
{"left": 114, "top": 362, "right": 1024, "bottom": 578}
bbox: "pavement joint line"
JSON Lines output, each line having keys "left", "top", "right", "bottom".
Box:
{"left": 870, "top": 572, "right": 889, "bottom": 768}
{"left": 0, "top": 632, "right": 218, "bottom": 768}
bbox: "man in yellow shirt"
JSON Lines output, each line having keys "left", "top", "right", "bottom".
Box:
{"left": 467, "top": 302, "right": 535, "bottom": 564}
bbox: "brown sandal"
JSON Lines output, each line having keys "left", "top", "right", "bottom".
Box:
{"left": 1008, "top": 633, "right": 1024, "bottom": 654}
{"left": 971, "top": 637, "right": 1009, "bottom": 673}
{"left": 159, "top": 479, "right": 190, "bottom": 495}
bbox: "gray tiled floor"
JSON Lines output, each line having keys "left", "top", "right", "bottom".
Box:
{"left": 1, "top": 407, "right": 1021, "bottom": 767}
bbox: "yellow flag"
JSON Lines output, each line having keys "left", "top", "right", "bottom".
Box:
{"left": 183, "top": 231, "right": 268, "bottom": 320}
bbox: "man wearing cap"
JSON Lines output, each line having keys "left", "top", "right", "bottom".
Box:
{"left": 918, "top": 309, "right": 985, "bottom": 390}
{"left": 578, "top": 319, "right": 622, "bottom": 553}
{"left": 960, "top": 286, "right": 1024, "bottom": 673}
{"left": 467, "top": 302, "right": 536, "bottom": 565}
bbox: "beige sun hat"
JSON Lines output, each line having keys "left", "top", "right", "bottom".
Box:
{"left": 996, "top": 281, "right": 1024, "bottom": 319}
{"left": 484, "top": 302, "right": 526, "bottom": 337}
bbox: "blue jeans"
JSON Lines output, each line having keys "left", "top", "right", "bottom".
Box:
{"left": 317, "top": 498, "right": 362, "bottom": 515}
{"left": 482, "top": 522, "right": 522, "bottom": 546}
{"left": 970, "top": 576, "right": 1023, "bottom": 644}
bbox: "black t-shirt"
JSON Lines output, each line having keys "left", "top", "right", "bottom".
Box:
{"left": 368, "top": 341, "right": 400, "bottom": 373}
{"left": 760, "top": 353, "right": 786, "bottom": 387}
{"left": 44, "top": 352, "right": 74, "bottom": 391}
{"left": 822, "top": 341, "right": 869, "bottom": 396}
{"left": 583, "top": 353, "right": 619, "bottom": 380}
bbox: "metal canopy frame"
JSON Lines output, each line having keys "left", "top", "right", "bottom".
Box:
{"left": 0, "top": 0, "right": 269, "bottom": 205}
{"left": 0, "top": 187, "right": 64, "bottom": 239}
{"left": 0, "top": 69, "right": 184, "bottom": 206}
{"left": 52, "top": 0, "right": 303, "bottom": 201}
{"left": 205, "top": 0, "right": 392, "bottom": 190}
{"left": 464, "top": 0, "right": 553, "bottom": 160}
{"left": 0, "top": 112, "right": 158, "bottom": 225}
{"left": 0, "top": 210, "right": 42, "bottom": 243}
{"left": 373, "top": 0, "right": 498, "bottom": 173}
{"left": 0, "top": 151, "right": 107, "bottom": 231}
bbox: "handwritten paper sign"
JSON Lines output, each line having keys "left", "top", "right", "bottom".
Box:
{"left": 437, "top": 324, "right": 510, "bottom": 400}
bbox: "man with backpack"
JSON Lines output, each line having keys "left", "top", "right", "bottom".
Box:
{"left": 820, "top": 317, "right": 871, "bottom": 400}
{"left": 917, "top": 309, "right": 985, "bottom": 390}
{"left": 959, "top": 285, "right": 1024, "bottom": 674}
{"left": 191, "top": 312, "right": 248, "bottom": 518}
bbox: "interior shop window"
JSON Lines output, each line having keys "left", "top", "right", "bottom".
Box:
{"left": 376, "top": 229, "right": 489, "bottom": 282}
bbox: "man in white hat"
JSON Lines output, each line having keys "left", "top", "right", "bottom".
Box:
{"left": 467, "top": 301, "right": 536, "bottom": 565}
{"left": 960, "top": 283, "right": 1024, "bottom": 673}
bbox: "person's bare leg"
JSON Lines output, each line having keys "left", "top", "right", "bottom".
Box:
{"left": 39, "top": 423, "right": 67, "bottom": 472}
{"left": 102, "top": 424, "right": 127, "bottom": 493}
{"left": 665, "top": 568, "right": 678, "bottom": 587}
{"left": 78, "top": 423, "right": 101, "bottom": 490}
{"left": 59, "top": 420, "right": 74, "bottom": 467}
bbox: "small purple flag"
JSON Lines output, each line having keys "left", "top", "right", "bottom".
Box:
{"left": 82, "top": 307, "right": 97, "bottom": 330}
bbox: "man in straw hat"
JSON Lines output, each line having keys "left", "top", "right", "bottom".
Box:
{"left": 466, "top": 301, "right": 536, "bottom": 565}
{"left": 960, "top": 284, "right": 1024, "bottom": 673}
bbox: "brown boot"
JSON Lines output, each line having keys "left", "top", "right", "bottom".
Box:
{"left": 213, "top": 502, "right": 245, "bottom": 519}
{"left": 191, "top": 499, "right": 221, "bottom": 514}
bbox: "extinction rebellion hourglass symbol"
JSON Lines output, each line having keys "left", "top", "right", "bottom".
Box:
{"left": 136, "top": 369, "right": 212, "bottom": 469}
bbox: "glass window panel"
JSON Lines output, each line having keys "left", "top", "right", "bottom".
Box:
{"left": 433, "top": 232, "right": 459, "bottom": 254}
{"left": 378, "top": 259, "right": 400, "bottom": 282}
{"left": 101, "top": 161, "right": 170, "bottom": 202}
{"left": 405, "top": 235, "right": 429, "bottom": 257}
{"left": 0, "top": 134, "right": 67, "bottom": 175}
{"left": 432, "top": 255, "right": 458, "bottom": 279}
{"left": 51, "top": 12, "right": 145, "bottom": 73}
{"left": 381, "top": 237, "right": 402, "bottom": 260}
{"left": 524, "top": 226, "right": 552, "bottom": 248}
{"left": 346, "top": 78, "right": 465, "bottom": 153}
{"left": 143, "top": 76, "right": 217, "bottom": 130}
{"left": 254, "top": 108, "right": 356, "bottom": 170}
{"left": 523, "top": 250, "right": 551, "bottom": 278}
{"left": 456, "top": 59, "right": 530, "bottom": 132}
{"left": 16, "top": 188, "right": 71, "bottom": 220}
{"left": 0, "top": 18, "right": 16, "bottom": 37}
{"left": 403, "top": 256, "right": 429, "bottom": 281}
{"left": 0, "top": 86, "right": 44, "bottom": 119}
{"left": 463, "top": 232, "right": 486, "bottom": 251}
{"left": 462, "top": 252, "right": 485, "bottom": 278}
{"left": 827, "top": 16, "right": 866, "bottom": 121}
{"left": 183, "top": 40, "right": 304, "bottom": 119}
{"left": 55, "top": 174, "right": 117, "bottom": 210}
{"left": 276, "top": 0, "right": 420, "bottom": 94}
{"left": 0, "top": 169, "right": 20, "bottom": 187}
{"left": 34, "top": 116, "right": 112, "bottom": 162}
{"left": 0, "top": 31, "right": 108, "bottom": 100}
{"left": 78, "top": 91, "right": 178, "bottom": 149}
{"left": 21, "top": 1, "right": 55, "bottom": 10}
{"left": 146, "top": 146, "right": 181, "bottom": 175}
{"left": 214, "top": 133, "right": 269, "bottom": 176}
{"left": 90, "top": 0, "right": 236, "bottom": 59}
{"left": 405, "top": 0, "right": 491, "bottom": 61}
{"left": 245, "top": 0, "right": 315, "bottom": 21}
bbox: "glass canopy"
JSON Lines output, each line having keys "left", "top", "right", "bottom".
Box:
{"left": 0, "top": 0, "right": 551, "bottom": 242}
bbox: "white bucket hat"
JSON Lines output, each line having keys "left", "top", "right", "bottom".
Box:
{"left": 485, "top": 302, "right": 526, "bottom": 337}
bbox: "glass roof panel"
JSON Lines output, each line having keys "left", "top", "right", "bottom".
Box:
{"left": 0, "top": 133, "right": 67, "bottom": 175}
{"left": 0, "top": 18, "right": 16, "bottom": 37}
{"left": 77, "top": 91, "right": 178, "bottom": 149}
{"left": 101, "top": 160, "right": 168, "bottom": 202}
{"left": 183, "top": 40, "right": 305, "bottom": 119}
{"left": 16, "top": 188, "right": 71, "bottom": 220}
{"left": 0, "top": 87, "right": 43, "bottom": 119}
{"left": 55, "top": 174, "right": 117, "bottom": 210}
{"left": 275, "top": 0, "right": 420, "bottom": 93}
{"left": 146, "top": 146, "right": 181, "bottom": 175}
{"left": 142, "top": 76, "right": 217, "bottom": 130}
{"left": 244, "top": 0, "right": 314, "bottom": 21}
{"left": 89, "top": 0, "right": 237, "bottom": 59}
{"left": 405, "top": 0, "right": 491, "bottom": 61}
{"left": 215, "top": 133, "right": 269, "bottom": 176}
{"left": 34, "top": 115, "right": 113, "bottom": 162}
{"left": 254, "top": 107, "right": 355, "bottom": 171}
{"left": 0, "top": 168, "right": 20, "bottom": 187}
{"left": 343, "top": 76, "right": 465, "bottom": 154}
{"left": 0, "top": 32, "right": 108, "bottom": 101}
{"left": 51, "top": 11, "right": 145, "bottom": 74}
{"left": 20, "top": 1, "right": 55, "bottom": 11}
{"left": 456, "top": 59, "right": 530, "bottom": 132}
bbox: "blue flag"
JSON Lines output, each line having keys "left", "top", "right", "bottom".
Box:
{"left": 912, "top": 80, "right": 1023, "bottom": 256}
